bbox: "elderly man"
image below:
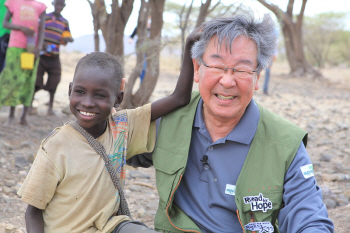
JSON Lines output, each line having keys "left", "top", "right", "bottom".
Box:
{"left": 129, "top": 13, "right": 333, "bottom": 233}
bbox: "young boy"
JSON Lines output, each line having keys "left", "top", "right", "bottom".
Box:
{"left": 32, "top": 0, "right": 73, "bottom": 116}
{"left": 17, "top": 30, "right": 198, "bottom": 232}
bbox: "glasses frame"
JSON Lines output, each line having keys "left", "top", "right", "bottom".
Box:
{"left": 199, "top": 57, "right": 259, "bottom": 77}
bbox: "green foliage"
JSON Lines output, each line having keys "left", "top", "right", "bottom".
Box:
{"left": 303, "top": 11, "right": 350, "bottom": 68}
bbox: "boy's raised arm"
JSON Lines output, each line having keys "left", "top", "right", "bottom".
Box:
{"left": 150, "top": 28, "right": 201, "bottom": 121}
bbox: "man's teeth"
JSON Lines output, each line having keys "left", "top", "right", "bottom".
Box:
{"left": 80, "top": 111, "right": 96, "bottom": 116}
{"left": 216, "top": 94, "right": 234, "bottom": 100}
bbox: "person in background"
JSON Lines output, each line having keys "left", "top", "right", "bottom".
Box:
{"left": 263, "top": 28, "right": 278, "bottom": 95}
{"left": 128, "top": 13, "right": 334, "bottom": 233}
{"left": 31, "top": 0, "right": 73, "bottom": 116}
{"left": 0, "top": 0, "right": 10, "bottom": 72}
{"left": 0, "top": 0, "right": 46, "bottom": 126}
{"left": 128, "top": 15, "right": 151, "bottom": 84}
{"left": 263, "top": 51, "right": 277, "bottom": 95}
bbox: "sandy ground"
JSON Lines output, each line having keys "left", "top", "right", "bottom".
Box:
{"left": 0, "top": 51, "right": 349, "bottom": 232}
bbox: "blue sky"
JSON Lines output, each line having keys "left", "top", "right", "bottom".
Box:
{"left": 37, "top": 0, "right": 350, "bottom": 38}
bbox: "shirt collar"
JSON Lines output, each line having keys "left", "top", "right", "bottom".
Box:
{"left": 193, "top": 98, "right": 260, "bottom": 145}
{"left": 48, "top": 12, "right": 63, "bottom": 21}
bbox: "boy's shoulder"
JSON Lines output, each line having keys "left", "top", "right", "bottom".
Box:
{"left": 111, "top": 104, "right": 150, "bottom": 125}
{"left": 40, "top": 123, "right": 77, "bottom": 148}
{"left": 46, "top": 12, "right": 69, "bottom": 24}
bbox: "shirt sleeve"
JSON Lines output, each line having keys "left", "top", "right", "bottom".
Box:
{"left": 39, "top": 2, "right": 47, "bottom": 15}
{"left": 278, "top": 142, "right": 334, "bottom": 232}
{"left": 126, "top": 118, "right": 162, "bottom": 167}
{"left": 17, "top": 147, "right": 61, "bottom": 210}
{"left": 124, "top": 103, "right": 156, "bottom": 160}
{"left": 4, "top": 0, "right": 14, "bottom": 13}
{"left": 64, "top": 19, "right": 71, "bottom": 33}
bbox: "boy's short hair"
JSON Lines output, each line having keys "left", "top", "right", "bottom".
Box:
{"left": 74, "top": 52, "right": 124, "bottom": 92}
{"left": 53, "top": 0, "right": 65, "bottom": 4}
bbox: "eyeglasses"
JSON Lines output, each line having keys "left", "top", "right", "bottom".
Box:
{"left": 199, "top": 57, "right": 259, "bottom": 80}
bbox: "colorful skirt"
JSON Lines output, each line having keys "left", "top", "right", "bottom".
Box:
{"left": 0, "top": 47, "right": 39, "bottom": 107}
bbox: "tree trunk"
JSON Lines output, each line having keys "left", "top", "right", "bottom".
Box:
{"left": 87, "top": 0, "right": 108, "bottom": 52}
{"left": 122, "top": 0, "right": 149, "bottom": 109}
{"left": 122, "top": 0, "right": 165, "bottom": 108}
{"left": 257, "top": 0, "right": 322, "bottom": 78}
{"left": 106, "top": 0, "right": 135, "bottom": 61}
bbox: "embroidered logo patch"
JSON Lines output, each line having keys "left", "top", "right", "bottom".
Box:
{"left": 243, "top": 193, "right": 272, "bottom": 212}
{"left": 225, "top": 184, "right": 236, "bottom": 196}
{"left": 300, "top": 164, "right": 314, "bottom": 179}
{"left": 245, "top": 222, "right": 274, "bottom": 233}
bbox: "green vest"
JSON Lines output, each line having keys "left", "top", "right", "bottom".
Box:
{"left": 152, "top": 91, "right": 307, "bottom": 233}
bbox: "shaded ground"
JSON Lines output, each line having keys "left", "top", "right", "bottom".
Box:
{"left": 0, "top": 53, "right": 349, "bottom": 232}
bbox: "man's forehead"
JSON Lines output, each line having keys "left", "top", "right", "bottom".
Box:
{"left": 208, "top": 34, "right": 256, "bottom": 50}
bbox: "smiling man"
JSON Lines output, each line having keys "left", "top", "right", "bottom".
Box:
{"left": 129, "top": 13, "right": 334, "bottom": 233}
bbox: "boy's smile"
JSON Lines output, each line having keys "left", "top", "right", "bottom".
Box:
{"left": 69, "top": 66, "right": 121, "bottom": 138}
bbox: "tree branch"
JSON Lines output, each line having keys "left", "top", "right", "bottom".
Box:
{"left": 296, "top": 0, "right": 307, "bottom": 29}
{"left": 208, "top": 0, "right": 220, "bottom": 15}
{"left": 286, "top": 0, "right": 294, "bottom": 16}
{"left": 256, "top": 0, "right": 292, "bottom": 27}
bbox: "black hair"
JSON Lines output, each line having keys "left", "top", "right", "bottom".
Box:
{"left": 73, "top": 52, "right": 123, "bottom": 92}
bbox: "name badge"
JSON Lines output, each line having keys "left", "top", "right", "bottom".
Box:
{"left": 243, "top": 193, "right": 273, "bottom": 212}
{"left": 300, "top": 164, "right": 314, "bottom": 179}
{"left": 245, "top": 222, "right": 274, "bottom": 233}
{"left": 225, "top": 184, "right": 236, "bottom": 196}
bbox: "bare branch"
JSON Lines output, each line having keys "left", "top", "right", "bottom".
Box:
{"left": 86, "top": 0, "right": 93, "bottom": 7}
{"left": 296, "top": 0, "right": 307, "bottom": 29}
{"left": 257, "top": 0, "right": 293, "bottom": 28}
{"left": 286, "top": 0, "right": 295, "bottom": 16}
{"left": 207, "top": 0, "right": 220, "bottom": 15}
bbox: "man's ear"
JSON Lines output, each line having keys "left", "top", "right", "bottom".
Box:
{"left": 193, "top": 58, "right": 200, "bottom": 83}
{"left": 254, "top": 73, "right": 260, "bottom": 91}
{"left": 68, "top": 82, "right": 73, "bottom": 99}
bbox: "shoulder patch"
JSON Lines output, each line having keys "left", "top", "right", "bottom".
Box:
{"left": 300, "top": 164, "right": 314, "bottom": 179}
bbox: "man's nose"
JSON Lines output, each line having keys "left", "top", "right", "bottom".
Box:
{"left": 219, "top": 70, "right": 237, "bottom": 87}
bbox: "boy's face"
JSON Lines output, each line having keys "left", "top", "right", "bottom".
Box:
{"left": 52, "top": 0, "right": 66, "bottom": 14}
{"left": 69, "top": 66, "right": 124, "bottom": 137}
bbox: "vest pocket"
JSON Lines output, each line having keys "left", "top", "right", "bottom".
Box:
{"left": 153, "top": 148, "right": 186, "bottom": 209}
{"left": 241, "top": 191, "right": 282, "bottom": 223}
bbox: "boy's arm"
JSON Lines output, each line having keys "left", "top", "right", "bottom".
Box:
{"left": 35, "top": 11, "right": 46, "bottom": 58}
{"left": 25, "top": 205, "right": 44, "bottom": 233}
{"left": 150, "top": 29, "right": 201, "bottom": 121}
{"left": 2, "top": 10, "right": 34, "bottom": 36}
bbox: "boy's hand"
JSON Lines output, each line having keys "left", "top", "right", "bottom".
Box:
{"left": 61, "top": 37, "right": 73, "bottom": 45}
{"left": 21, "top": 26, "right": 35, "bottom": 37}
{"left": 185, "top": 23, "right": 205, "bottom": 47}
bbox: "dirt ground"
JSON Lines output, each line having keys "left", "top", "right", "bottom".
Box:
{"left": 0, "top": 51, "right": 349, "bottom": 232}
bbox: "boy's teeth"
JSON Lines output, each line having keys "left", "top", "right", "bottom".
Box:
{"left": 216, "top": 94, "right": 234, "bottom": 100}
{"left": 80, "top": 111, "right": 96, "bottom": 116}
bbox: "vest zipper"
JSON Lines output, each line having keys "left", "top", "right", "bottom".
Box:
{"left": 165, "top": 174, "right": 200, "bottom": 233}
{"left": 236, "top": 210, "right": 245, "bottom": 233}
{"left": 250, "top": 212, "right": 256, "bottom": 233}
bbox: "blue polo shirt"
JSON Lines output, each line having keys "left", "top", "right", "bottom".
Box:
{"left": 172, "top": 98, "right": 333, "bottom": 233}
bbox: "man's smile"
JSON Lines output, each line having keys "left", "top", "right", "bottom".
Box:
{"left": 215, "top": 94, "right": 235, "bottom": 100}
